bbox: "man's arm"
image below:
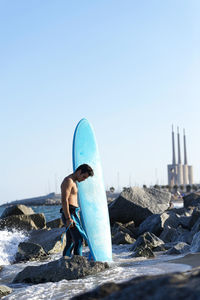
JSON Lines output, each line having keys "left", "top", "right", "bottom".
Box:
{"left": 61, "top": 179, "right": 75, "bottom": 227}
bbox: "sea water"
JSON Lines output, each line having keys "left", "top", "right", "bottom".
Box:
{"left": 0, "top": 202, "right": 189, "bottom": 300}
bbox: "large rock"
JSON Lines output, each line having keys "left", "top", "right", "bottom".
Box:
{"left": 15, "top": 242, "right": 48, "bottom": 262}
{"left": 0, "top": 205, "right": 35, "bottom": 218}
{"left": 166, "top": 242, "right": 190, "bottom": 255}
{"left": 0, "top": 285, "right": 12, "bottom": 297}
{"left": 132, "top": 232, "right": 164, "bottom": 252}
{"left": 159, "top": 225, "right": 179, "bottom": 243}
{"left": 46, "top": 218, "right": 64, "bottom": 229}
{"left": 109, "top": 187, "right": 170, "bottom": 226}
{"left": 189, "top": 207, "right": 200, "bottom": 229}
{"left": 183, "top": 192, "right": 200, "bottom": 208}
{"left": 27, "top": 228, "right": 66, "bottom": 254}
{"left": 72, "top": 267, "right": 200, "bottom": 300}
{"left": 0, "top": 213, "right": 46, "bottom": 231}
{"left": 111, "top": 222, "right": 135, "bottom": 238}
{"left": 13, "top": 256, "right": 109, "bottom": 284}
{"left": 112, "top": 231, "right": 135, "bottom": 245}
{"left": 138, "top": 211, "right": 180, "bottom": 236}
{"left": 191, "top": 232, "right": 200, "bottom": 253}
{"left": 131, "top": 232, "right": 164, "bottom": 258}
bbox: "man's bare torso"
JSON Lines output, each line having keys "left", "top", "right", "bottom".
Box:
{"left": 61, "top": 175, "right": 79, "bottom": 207}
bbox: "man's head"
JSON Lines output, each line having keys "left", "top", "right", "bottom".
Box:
{"left": 75, "top": 164, "right": 94, "bottom": 182}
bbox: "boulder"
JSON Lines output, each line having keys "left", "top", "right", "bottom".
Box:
{"left": 13, "top": 255, "right": 109, "bottom": 284}
{"left": 108, "top": 187, "right": 170, "bottom": 226}
{"left": 159, "top": 226, "right": 179, "bottom": 243}
{"left": 166, "top": 242, "right": 190, "bottom": 255}
{"left": 15, "top": 242, "right": 48, "bottom": 262}
{"left": 189, "top": 207, "right": 200, "bottom": 229}
{"left": 0, "top": 285, "right": 12, "bottom": 297}
{"left": 132, "top": 247, "right": 155, "bottom": 258}
{"left": 175, "top": 229, "right": 193, "bottom": 245}
{"left": 139, "top": 211, "right": 180, "bottom": 236}
{"left": 0, "top": 214, "right": 46, "bottom": 231}
{"left": 191, "top": 232, "right": 200, "bottom": 253}
{"left": 111, "top": 222, "right": 135, "bottom": 238}
{"left": 183, "top": 192, "right": 200, "bottom": 208}
{"left": 46, "top": 218, "right": 64, "bottom": 229}
{"left": 112, "top": 232, "right": 135, "bottom": 245}
{"left": 0, "top": 205, "right": 35, "bottom": 218}
{"left": 27, "top": 228, "right": 66, "bottom": 254}
{"left": 72, "top": 267, "right": 200, "bottom": 300}
{"left": 132, "top": 232, "right": 164, "bottom": 252}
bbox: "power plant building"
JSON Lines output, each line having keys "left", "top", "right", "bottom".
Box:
{"left": 167, "top": 126, "right": 194, "bottom": 187}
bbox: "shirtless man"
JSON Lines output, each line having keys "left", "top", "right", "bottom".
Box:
{"left": 60, "top": 164, "right": 94, "bottom": 256}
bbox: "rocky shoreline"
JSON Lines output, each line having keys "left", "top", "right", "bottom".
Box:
{"left": 1, "top": 187, "right": 200, "bottom": 298}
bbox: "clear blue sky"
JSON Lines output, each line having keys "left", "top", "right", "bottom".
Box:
{"left": 1, "top": 0, "right": 200, "bottom": 204}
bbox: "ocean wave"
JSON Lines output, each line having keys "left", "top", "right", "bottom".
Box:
{"left": 0, "top": 229, "right": 29, "bottom": 265}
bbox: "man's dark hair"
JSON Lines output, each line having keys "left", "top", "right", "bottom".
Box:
{"left": 75, "top": 164, "right": 94, "bottom": 176}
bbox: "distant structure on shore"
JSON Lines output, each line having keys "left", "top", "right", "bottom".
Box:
{"left": 167, "top": 126, "right": 194, "bottom": 187}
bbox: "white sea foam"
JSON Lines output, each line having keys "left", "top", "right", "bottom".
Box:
{"left": 0, "top": 229, "right": 29, "bottom": 265}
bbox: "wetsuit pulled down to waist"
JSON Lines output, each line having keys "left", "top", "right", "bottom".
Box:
{"left": 61, "top": 205, "right": 87, "bottom": 257}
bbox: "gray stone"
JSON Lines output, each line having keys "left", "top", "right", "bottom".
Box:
{"left": 0, "top": 285, "right": 12, "bottom": 297}
{"left": 166, "top": 242, "right": 190, "bottom": 255}
{"left": 109, "top": 187, "right": 170, "bottom": 226}
{"left": 183, "top": 192, "right": 200, "bottom": 208}
{"left": 132, "top": 232, "right": 164, "bottom": 252}
{"left": 191, "top": 231, "right": 200, "bottom": 253}
{"left": 111, "top": 223, "right": 135, "bottom": 238}
{"left": 139, "top": 211, "right": 181, "bottom": 238}
{"left": 132, "top": 246, "right": 155, "bottom": 258}
{"left": 112, "top": 231, "right": 135, "bottom": 245}
{"left": 191, "top": 217, "right": 200, "bottom": 235}
{"left": 46, "top": 218, "right": 64, "bottom": 229}
{"left": 27, "top": 228, "right": 66, "bottom": 254}
{"left": 0, "top": 204, "right": 35, "bottom": 218}
{"left": 13, "top": 255, "right": 109, "bottom": 284}
{"left": 15, "top": 242, "right": 48, "bottom": 262}
{"left": 72, "top": 267, "right": 200, "bottom": 300}
{"left": 0, "top": 214, "right": 46, "bottom": 231}
{"left": 189, "top": 207, "right": 200, "bottom": 229}
{"left": 175, "top": 229, "right": 193, "bottom": 245}
{"left": 159, "top": 226, "right": 179, "bottom": 243}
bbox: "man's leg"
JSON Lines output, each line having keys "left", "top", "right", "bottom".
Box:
{"left": 63, "top": 230, "right": 74, "bottom": 257}
{"left": 70, "top": 226, "right": 83, "bottom": 256}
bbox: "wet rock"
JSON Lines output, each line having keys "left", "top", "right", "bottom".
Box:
{"left": 112, "top": 231, "right": 135, "bottom": 245}
{"left": 15, "top": 242, "right": 48, "bottom": 262}
{"left": 27, "top": 228, "right": 66, "bottom": 254}
{"left": 183, "top": 192, "right": 200, "bottom": 208}
{"left": 166, "top": 242, "right": 190, "bottom": 255}
{"left": 191, "top": 232, "right": 200, "bottom": 253}
{"left": 46, "top": 218, "right": 64, "bottom": 229}
{"left": 0, "top": 285, "right": 12, "bottom": 297}
{"left": 132, "top": 232, "right": 164, "bottom": 252}
{"left": 159, "top": 225, "right": 179, "bottom": 243}
{"left": 109, "top": 187, "right": 170, "bottom": 226}
{"left": 0, "top": 214, "right": 46, "bottom": 231}
{"left": 139, "top": 211, "right": 180, "bottom": 236}
{"left": 111, "top": 222, "right": 135, "bottom": 238}
{"left": 72, "top": 267, "right": 200, "bottom": 300}
{"left": 189, "top": 207, "right": 200, "bottom": 229}
{"left": 0, "top": 205, "right": 35, "bottom": 218}
{"left": 13, "top": 255, "right": 109, "bottom": 284}
{"left": 0, "top": 266, "right": 3, "bottom": 273}
{"left": 132, "top": 246, "right": 155, "bottom": 258}
{"left": 175, "top": 229, "right": 193, "bottom": 245}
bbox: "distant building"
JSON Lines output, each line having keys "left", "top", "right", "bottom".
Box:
{"left": 167, "top": 126, "right": 193, "bottom": 187}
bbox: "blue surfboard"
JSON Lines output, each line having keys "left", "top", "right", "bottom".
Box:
{"left": 72, "top": 118, "right": 112, "bottom": 262}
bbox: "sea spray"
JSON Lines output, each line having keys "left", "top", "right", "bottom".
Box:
{"left": 0, "top": 229, "right": 29, "bottom": 265}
